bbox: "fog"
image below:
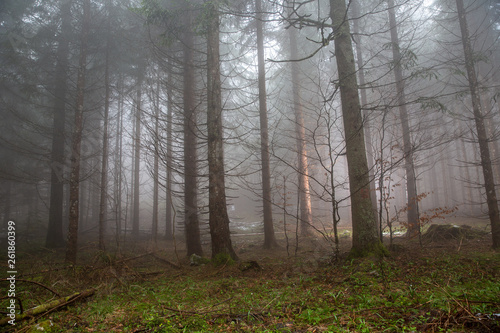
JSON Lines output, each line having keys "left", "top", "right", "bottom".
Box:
{"left": 1, "top": 0, "right": 499, "bottom": 259}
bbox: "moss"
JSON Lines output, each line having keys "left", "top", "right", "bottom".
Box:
{"left": 189, "top": 254, "right": 210, "bottom": 266}
{"left": 28, "top": 320, "right": 56, "bottom": 332}
{"left": 348, "top": 241, "right": 389, "bottom": 259}
{"left": 422, "top": 224, "right": 487, "bottom": 242}
{"left": 212, "top": 253, "right": 235, "bottom": 267}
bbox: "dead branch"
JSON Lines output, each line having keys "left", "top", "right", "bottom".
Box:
{"left": 0, "top": 289, "right": 95, "bottom": 326}
{"left": 10, "top": 278, "right": 60, "bottom": 297}
{"left": 0, "top": 296, "right": 24, "bottom": 314}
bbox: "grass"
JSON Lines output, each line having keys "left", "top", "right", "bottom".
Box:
{"left": 1, "top": 233, "right": 499, "bottom": 332}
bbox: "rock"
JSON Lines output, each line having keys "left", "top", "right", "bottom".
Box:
{"left": 28, "top": 320, "right": 55, "bottom": 332}
{"left": 189, "top": 254, "right": 210, "bottom": 266}
{"left": 422, "top": 224, "right": 487, "bottom": 242}
{"left": 238, "top": 260, "right": 262, "bottom": 272}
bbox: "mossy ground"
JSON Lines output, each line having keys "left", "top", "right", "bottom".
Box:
{"left": 2, "top": 221, "right": 499, "bottom": 332}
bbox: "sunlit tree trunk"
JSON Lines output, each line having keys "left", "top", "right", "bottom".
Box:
{"left": 288, "top": 18, "right": 313, "bottom": 237}
{"left": 46, "top": 0, "right": 71, "bottom": 249}
{"left": 66, "top": 0, "right": 90, "bottom": 264}
{"left": 206, "top": 1, "right": 237, "bottom": 260}
{"left": 330, "top": 0, "right": 380, "bottom": 254}
{"left": 456, "top": 0, "right": 500, "bottom": 249}
{"left": 183, "top": 6, "right": 203, "bottom": 256}
{"left": 387, "top": 0, "right": 419, "bottom": 237}
{"left": 255, "top": 0, "right": 278, "bottom": 249}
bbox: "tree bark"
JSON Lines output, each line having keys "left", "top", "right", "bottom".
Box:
{"left": 132, "top": 73, "right": 144, "bottom": 239}
{"left": 183, "top": 5, "right": 203, "bottom": 256}
{"left": 152, "top": 73, "right": 160, "bottom": 244}
{"left": 255, "top": 0, "right": 278, "bottom": 249}
{"left": 114, "top": 76, "right": 124, "bottom": 249}
{"left": 66, "top": 0, "right": 90, "bottom": 264}
{"left": 98, "top": 7, "right": 111, "bottom": 250}
{"left": 165, "top": 59, "right": 173, "bottom": 241}
{"left": 330, "top": 0, "right": 380, "bottom": 254}
{"left": 352, "top": 0, "right": 379, "bottom": 236}
{"left": 456, "top": 0, "right": 500, "bottom": 249}
{"left": 288, "top": 17, "right": 313, "bottom": 237}
{"left": 206, "top": 1, "right": 237, "bottom": 260}
{"left": 46, "top": 0, "right": 71, "bottom": 249}
{"left": 387, "top": 0, "right": 419, "bottom": 237}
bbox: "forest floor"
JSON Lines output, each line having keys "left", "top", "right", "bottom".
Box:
{"left": 1, "top": 217, "right": 499, "bottom": 332}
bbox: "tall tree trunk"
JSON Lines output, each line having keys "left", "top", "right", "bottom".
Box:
{"left": 165, "top": 59, "right": 173, "bottom": 241}
{"left": 288, "top": 17, "right": 313, "bottom": 237}
{"left": 183, "top": 6, "right": 203, "bottom": 256}
{"left": 98, "top": 10, "right": 111, "bottom": 250}
{"left": 387, "top": 0, "right": 419, "bottom": 237}
{"left": 65, "top": 0, "right": 90, "bottom": 264}
{"left": 46, "top": 0, "right": 71, "bottom": 249}
{"left": 330, "top": 0, "right": 380, "bottom": 254}
{"left": 352, "top": 0, "right": 379, "bottom": 236}
{"left": 255, "top": 0, "right": 278, "bottom": 249}
{"left": 206, "top": 1, "right": 237, "bottom": 260}
{"left": 115, "top": 76, "right": 124, "bottom": 249}
{"left": 152, "top": 73, "right": 160, "bottom": 244}
{"left": 456, "top": 0, "right": 500, "bottom": 249}
{"left": 79, "top": 170, "right": 88, "bottom": 229}
{"left": 456, "top": 122, "right": 473, "bottom": 215}
{"left": 132, "top": 73, "right": 144, "bottom": 239}
{"left": 127, "top": 99, "right": 136, "bottom": 240}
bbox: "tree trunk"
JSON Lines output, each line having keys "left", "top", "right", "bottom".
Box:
{"left": 330, "top": 0, "right": 380, "bottom": 255}
{"left": 456, "top": 0, "right": 500, "bottom": 249}
{"left": 65, "top": 0, "right": 90, "bottom": 264}
{"left": 98, "top": 10, "right": 111, "bottom": 250}
{"left": 255, "top": 0, "right": 278, "bottom": 249}
{"left": 132, "top": 73, "right": 144, "bottom": 239}
{"left": 46, "top": 0, "right": 71, "bottom": 249}
{"left": 152, "top": 73, "right": 160, "bottom": 244}
{"left": 352, "top": 0, "right": 379, "bottom": 236}
{"left": 165, "top": 59, "right": 173, "bottom": 241}
{"left": 183, "top": 5, "right": 203, "bottom": 256}
{"left": 288, "top": 17, "right": 313, "bottom": 237}
{"left": 387, "top": 0, "right": 419, "bottom": 237}
{"left": 206, "top": 1, "right": 237, "bottom": 260}
{"left": 114, "top": 76, "right": 124, "bottom": 249}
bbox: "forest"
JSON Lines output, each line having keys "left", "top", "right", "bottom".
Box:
{"left": 0, "top": 0, "right": 499, "bottom": 332}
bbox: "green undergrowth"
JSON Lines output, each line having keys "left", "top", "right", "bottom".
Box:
{"left": 3, "top": 245, "right": 500, "bottom": 332}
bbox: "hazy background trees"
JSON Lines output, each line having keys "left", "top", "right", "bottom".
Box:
{"left": 1, "top": 0, "right": 499, "bottom": 260}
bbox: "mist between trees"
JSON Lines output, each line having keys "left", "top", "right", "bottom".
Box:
{"left": 1, "top": 0, "right": 499, "bottom": 262}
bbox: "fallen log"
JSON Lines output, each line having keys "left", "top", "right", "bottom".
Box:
{"left": 0, "top": 288, "right": 95, "bottom": 326}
